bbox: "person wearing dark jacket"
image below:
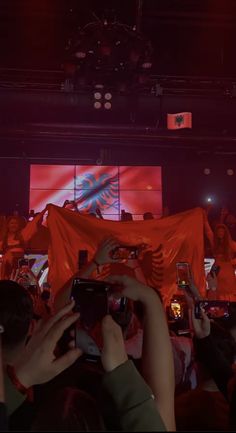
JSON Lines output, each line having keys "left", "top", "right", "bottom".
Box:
{"left": 31, "top": 315, "right": 166, "bottom": 432}
{"left": 189, "top": 299, "right": 236, "bottom": 430}
{"left": 1, "top": 280, "right": 166, "bottom": 431}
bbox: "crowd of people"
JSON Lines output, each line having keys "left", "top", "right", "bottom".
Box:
{"left": 1, "top": 203, "right": 236, "bottom": 431}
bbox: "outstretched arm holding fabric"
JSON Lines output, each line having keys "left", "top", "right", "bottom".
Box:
{"left": 107, "top": 275, "right": 175, "bottom": 431}
{"left": 203, "top": 209, "right": 214, "bottom": 250}
{"left": 21, "top": 206, "right": 48, "bottom": 244}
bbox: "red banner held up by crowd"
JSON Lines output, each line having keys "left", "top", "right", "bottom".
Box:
{"left": 46, "top": 205, "right": 205, "bottom": 304}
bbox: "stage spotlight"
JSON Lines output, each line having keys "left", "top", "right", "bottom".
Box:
{"left": 75, "top": 51, "right": 86, "bottom": 59}
{"left": 206, "top": 197, "right": 213, "bottom": 203}
{"left": 94, "top": 84, "right": 104, "bottom": 89}
{"left": 94, "top": 101, "right": 102, "bottom": 109}
{"left": 227, "top": 168, "right": 234, "bottom": 176}
{"left": 104, "top": 101, "right": 112, "bottom": 110}
{"left": 94, "top": 92, "right": 102, "bottom": 100}
{"left": 142, "top": 61, "right": 152, "bottom": 69}
{"left": 104, "top": 92, "right": 112, "bottom": 100}
{"left": 204, "top": 168, "right": 211, "bottom": 175}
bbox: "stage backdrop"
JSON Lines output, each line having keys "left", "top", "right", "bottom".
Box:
{"left": 29, "top": 165, "right": 162, "bottom": 220}
{"left": 45, "top": 204, "right": 205, "bottom": 306}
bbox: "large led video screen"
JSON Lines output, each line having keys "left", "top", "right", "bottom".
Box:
{"left": 30, "top": 165, "right": 162, "bottom": 220}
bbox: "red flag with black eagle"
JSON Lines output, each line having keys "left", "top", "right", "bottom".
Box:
{"left": 167, "top": 112, "right": 192, "bottom": 130}
{"left": 45, "top": 205, "right": 205, "bottom": 306}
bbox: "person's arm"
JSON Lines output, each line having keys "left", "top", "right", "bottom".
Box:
{"left": 54, "top": 277, "right": 74, "bottom": 311}
{"left": 5, "top": 302, "right": 82, "bottom": 416}
{"left": 188, "top": 273, "right": 202, "bottom": 301}
{"left": 141, "top": 288, "right": 175, "bottom": 431}
{"left": 54, "top": 238, "right": 122, "bottom": 310}
{"left": 13, "top": 301, "right": 82, "bottom": 386}
{"left": 191, "top": 303, "right": 234, "bottom": 398}
{"left": 103, "top": 361, "right": 166, "bottom": 432}
{"left": 203, "top": 209, "right": 214, "bottom": 249}
{"left": 107, "top": 275, "right": 175, "bottom": 431}
{"left": 101, "top": 315, "right": 166, "bottom": 432}
{"left": 21, "top": 208, "right": 47, "bottom": 243}
{"left": 80, "top": 238, "right": 121, "bottom": 278}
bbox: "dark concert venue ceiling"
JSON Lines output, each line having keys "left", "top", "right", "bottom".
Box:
{"left": 1, "top": 0, "right": 236, "bottom": 75}
{"left": 0, "top": 0, "right": 236, "bottom": 160}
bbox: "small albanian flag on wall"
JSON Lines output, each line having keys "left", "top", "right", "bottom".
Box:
{"left": 167, "top": 112, "right": 192, "bottom": 130}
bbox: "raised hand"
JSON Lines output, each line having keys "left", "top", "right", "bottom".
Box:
{"left": 14, "top": 300, "right": 82, "bottom": 388}
{"left": 101, "top": 315, "right": 128, "bottom": 372}
{"left": 94, "top": 238, "right": 122, "bottom": 265}
{"left": 107, "top": 274, "right": 155, "bottom": 304}
{"left": 191, "top": 304, "right": 211, "bottom": 339}
{"left": 187, "top": 270, "right": 202, "bottom": 300}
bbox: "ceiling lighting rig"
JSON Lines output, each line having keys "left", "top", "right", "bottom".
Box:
{"left": 63, "top": 13, "right": 153, "bottom": 93}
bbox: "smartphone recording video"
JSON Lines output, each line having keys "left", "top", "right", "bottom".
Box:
{"left": 194, "top": 300, "right": 230, "bottom": 319}
{"left": 176, "top": 262, "right": 191, "bottom": 288}
{"left": 71, "top": 278, "right": 128, "bottom": 358}
{"left": 71, "top": 278, "right": 110, "bottom": 330}
{"left": 169, "top": 301, "right": 184, "bottom": 320}
{"left": 111, "top": 246, "right": 138, "bottom": 260}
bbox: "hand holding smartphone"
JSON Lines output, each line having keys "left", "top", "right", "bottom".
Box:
{"left": 169, "top": 301, "right": 184, "bottom": 320}
{"left": 194, "top": 300, "right": 230, "bottom": 319}
{"left": 111, "top": 246, "right": 139, "bottom": 260}
{"left": 71, "top": 278, "right": 128, "bottom": 360}
{"left": 176, "top": 262, "right": 191, "bottom": 288}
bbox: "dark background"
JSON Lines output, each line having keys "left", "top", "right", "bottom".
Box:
{"left": 1, "top": 0, "right": 236, "bottom": 217}
{"left": 1, "top": 0, "right": 236, "bottom": 76}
